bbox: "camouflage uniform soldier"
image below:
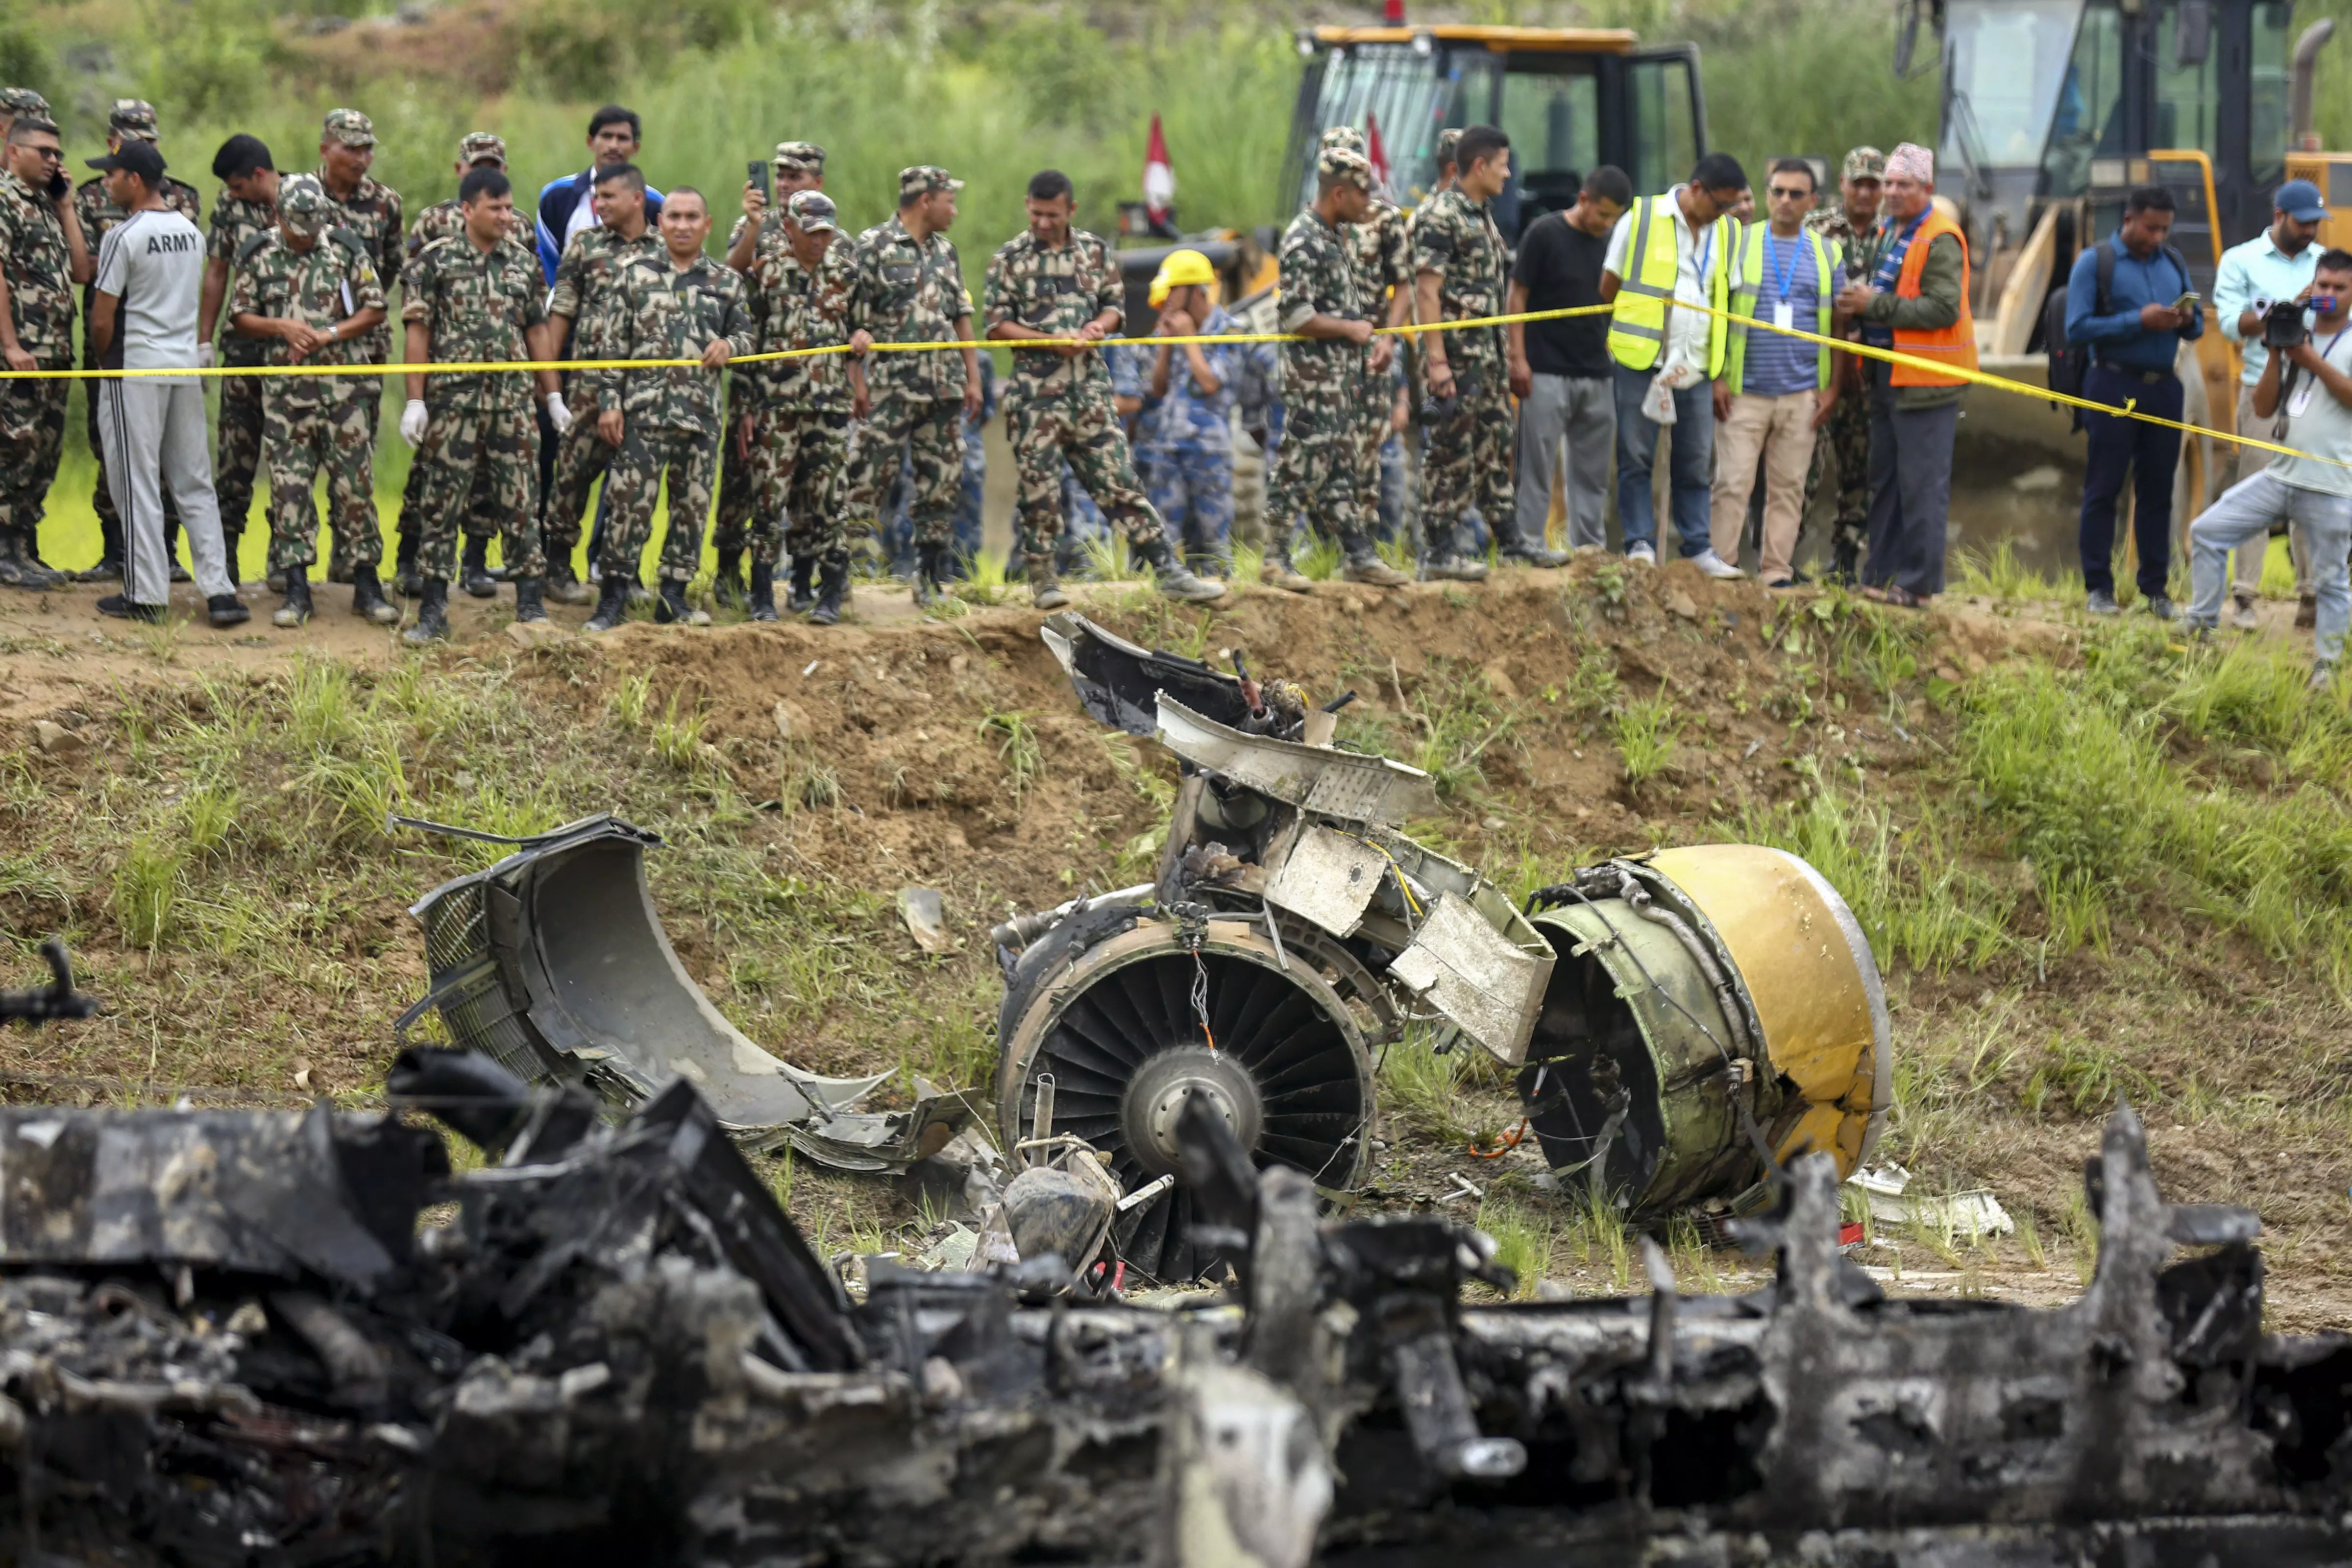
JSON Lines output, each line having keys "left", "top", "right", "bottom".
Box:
{"left": 583, "top": 188, "right": 756, "bottom": 631}
{"left": 1803, "top": 145, "right": 1884, "bottom": 583}
{"left": 75, "top": 100, "right": 202, "bottom": 578}
{"left": 1264, "top": 148, "right": 1409, "bottom": 589}
{"left": 741, "top": 190, "right": 856, "bottom": 624}
{"left": 0, "top": 114, "right": 90, "bottom": 588}
{"left": 203, "top": 136, "right": 277, "bottom": 581}
{"left": 984, "top": 168, "right": 1219, "bottom": 608}
{"left": 1412, "top": 123, "right": 1519, "bottom": 579}
{"left": 0, "top": 88, "right": 49, "bottom": 144}
{"left": 1320, "top": 127, "right": 1417, "bottom": 567}
{"left": 715, "top": 142, "right": 827, "bottom": 604}
{"left": 839, "top": 166, "right": 982, "bottom": 607}
{"left": 226, "top": 176, "right": 394, "bottom": 627}
{"left": 394, "top": 131, "right": 535, "bottom": 599}
{"left": 397, "top": 166, "right": 561, "bottom": 644}
{"left": 303, "top": 109, "right": 402, "bottom": 583}
{"left": 542, "top": 163, "right": 661, "bottom": 600}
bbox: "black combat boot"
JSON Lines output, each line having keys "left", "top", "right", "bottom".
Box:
{"left": 394, "top": 529, "right": 422, "bottom": 596}
{"left": 1136, "top": 535, "right": 1226, "bottom": 604}
{"left": 1026, "top": 553, "right": 1069, "bottom": 610}
{"left": 786, "top": 555, "right": 816, "bottom": 614}
{"left": 272, "top": 569, "right": 314, "bottom": 628}
{"left": 460, "top": 536, "right": 496, "bottom": 599}
{"left": 350, "top": 564, "right": 399, "bottom": 625}
{"left": 809, "top": 555, "right": 848, "bottom": 627}
{"left": 655, "top": 579, "right": 710, "bottom": 626}
{"left": 582, "top": 574, "right": 631, "bottom": 633}
{"left": 207, "top": 593, "right": 250, "bottom": 628}
{"left": 911, "top": 541, "right": 945, "bottom": 608}
{"left": 747, "top": 563, "right": 779, "bottom": 622}
{"left": 75, "top": 517, "right": 124, "bottom": 583}
{"left": 714, "top": 548, "right": 747, "bottom": 608}
{"left": 512, "top": 576, "right": 547, "bottom": 624}
{"left": 402, "top": 579, "right": 451, "bottom": 645}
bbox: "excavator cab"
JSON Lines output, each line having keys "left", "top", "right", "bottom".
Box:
{"left": 1282, "top": 25, "right": 1707, "bottom": 241}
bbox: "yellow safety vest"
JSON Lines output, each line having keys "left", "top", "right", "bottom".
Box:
{"left": 1606, "top": 192, "right": 1737, "bottom": 377}
{"left": 1724, "top": 224, "right": 1842, "bottom": 392}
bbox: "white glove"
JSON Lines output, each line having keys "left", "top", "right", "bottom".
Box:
{"left": 399, "top": 399, "right": 429, "bottom": 448}
{"left": 197, "top": 342, "right": 216, "bottom": 371}
{"left": 544, "top": 392, "right": 573, "bottom": 435}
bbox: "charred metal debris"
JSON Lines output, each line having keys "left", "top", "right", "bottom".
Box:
{"left": 0, "top": 1051, "right": 2345, "bottom": 1566}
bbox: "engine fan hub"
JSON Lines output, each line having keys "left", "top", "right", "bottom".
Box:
{"left": 1122, "top": 1047, "right": 1264, "bottom": 1179}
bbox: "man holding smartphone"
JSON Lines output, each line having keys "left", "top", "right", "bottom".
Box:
{"left": 0, "top": 114, "right": 91, "bottom": 589}
{"left": 2064, "top": 184, "right": 2204, "bottom": 618}
{"left": 2184, "top": 248, "right": 2352, "bottom": 689}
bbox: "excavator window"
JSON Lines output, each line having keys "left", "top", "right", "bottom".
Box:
{"left": 1498, "top": 61, "right": 1600, "bottom": 229}
{"left": 1946, "top": 0, "right": 2085, "bottom": 169}
{"left": 1627, "top": 54, "right": 1700, "bottom": 194}
{"left": 2155, "top": 0, "right": 2223, "bottom": 151}
{"left": 2252, "top": 0, "right": 2292, "bottom": 186}
{"left": 2044, "top": 4, "right": 2125, "bottom": 196}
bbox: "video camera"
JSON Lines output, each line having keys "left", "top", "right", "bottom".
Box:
{"left": 2262, "top": 297, "right": 2308, "bottom": 351}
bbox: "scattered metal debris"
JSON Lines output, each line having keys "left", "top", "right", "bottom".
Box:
{"left": 0, "top": 1045, "right": 2345, "bottom": 1565}
{"left": 896, "top": 884, "right": 954, "bottom": 954}
{"left": 1000, "top": 616, "right": 1890, "bottom": 1278}
{"left": 393, "top": 812, "right": 966, "bottom": 1171}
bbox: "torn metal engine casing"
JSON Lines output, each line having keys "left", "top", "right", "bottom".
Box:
{"left": 0, "top": 1070, "right": 2347, "bottom": 1566}
{"left": 401, "top": 811, "right": 962, "bottom": 1170}
{"left": 1006, "top": 616, "right": 1890, "bottom": 1259}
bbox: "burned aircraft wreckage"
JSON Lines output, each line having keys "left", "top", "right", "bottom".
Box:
{"left": 1, "top": 624, "right": 2350, "bottom": 1564}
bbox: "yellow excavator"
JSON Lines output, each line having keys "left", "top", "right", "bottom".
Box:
{"left": 1914, "top": 0, "right": 2345, "bottom": 566}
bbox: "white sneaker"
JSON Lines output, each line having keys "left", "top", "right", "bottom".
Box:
{"left": 1626, "top": 541, "right": 1657, "bottom": 566}
{"left": 1691, "top": 548, "right": 1745, "bottom": 580}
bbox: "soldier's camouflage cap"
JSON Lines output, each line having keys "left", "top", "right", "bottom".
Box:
{"left": 0, "top": 88, "right": 49, "bottom": 117}
{"left": 1318, "top": 146, "right": 1373, "bottom": 193}
{"left": 277, "top": 174, "right": 330, "bottom": 237}
{"left": 1436, "top": 127, "right": 1463, "bottom": 166}
{"left": 1842, "top": 145, "right": 1887, "bottom": 182}
{"left": 323, "top": 108, "right": 376, "bottom": 148}
{"left": 899, "top": 165, "right": 962, "bottom": 198}
{"left": 108, "top": 99, "right": 159, "bottom": 141}
{"left": 458, "top": 132, "right": 507, "bottom": 166}
{"left": 773, "top": 141, "right": 825, "bottom": 174}
{"left": 785, "top": 190, "right": 838, "bottom": 232}
{"left": 1320, "top": 125, "right": 1367, "bottom": 155}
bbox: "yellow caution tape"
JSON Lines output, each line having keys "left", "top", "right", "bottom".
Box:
{"left": 9, "top": 294, "right": 2330, "bottom": 469}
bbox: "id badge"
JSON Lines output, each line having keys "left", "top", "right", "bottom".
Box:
{"left": 1772, "top": 302, "right": 1794, "bottom": 333}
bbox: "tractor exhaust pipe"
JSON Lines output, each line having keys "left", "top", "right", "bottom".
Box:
{"left": 2292, "top": 19, "right": 2333, "bottom": 151}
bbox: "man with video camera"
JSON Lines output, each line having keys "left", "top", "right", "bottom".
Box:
{"left": 2214, "top": 179, "right": 2327, "bottom": 628}
{"left": 2183, "top": 248, "right": 2352, "bottom": 689}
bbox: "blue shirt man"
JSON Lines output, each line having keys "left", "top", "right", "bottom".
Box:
{"left": 534, "top": 105, "right": 662, "bottom": 283}
{"left": 2066, "top": 187, "right": 2205, "bottom": 616}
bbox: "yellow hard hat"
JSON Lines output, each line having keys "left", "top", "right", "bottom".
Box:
{"left": 1149, "top": 248, "right": 1218, "bottom": 308}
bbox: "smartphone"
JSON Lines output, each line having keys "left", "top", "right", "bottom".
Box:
{"left": 2173, "top": 291, "right": 2200, "bottom": 312}
{"left": 748, "top": 161, "right": 770, "bottom": 198}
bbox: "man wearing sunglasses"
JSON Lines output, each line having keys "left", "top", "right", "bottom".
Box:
{"left": 1714, "top": 158, "right": 1842, "bottom": 588}
{"left": 0, "top": 115, "right": 91, "bottom": 589}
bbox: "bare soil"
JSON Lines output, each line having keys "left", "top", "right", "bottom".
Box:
{"left": 4, "top": 561, "right": 2347, "bottom": 1327}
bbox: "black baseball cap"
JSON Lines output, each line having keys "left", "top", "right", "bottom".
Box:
{"left": 87, "top": 141, "right": 166, "bottom": 185}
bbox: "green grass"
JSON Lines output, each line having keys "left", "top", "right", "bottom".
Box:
{"left": 1612, "top": 693, "right": 1683, "bottom": 794}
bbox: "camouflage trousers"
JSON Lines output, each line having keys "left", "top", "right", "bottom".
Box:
{"left": 602, "top": 422, "right": 715, "bottom": 584}
{"left": 396, "top": 411, "right": 500, "bottom": 545}
{"left": 264, "top": 388, "right": 381, "bottom": 574}
{"left": 408, "top": 404, "right": 546, "bottom": 584}
{"left": 214, "top": 355, "right": 266, "bottom": 545}
{"left": 1421, "top": 370, "right": 1514, "bottom": 561}
{"left": 1266, "top": 386, "right": 1371, "bottom": 555}
{"left": 1007, "top": 392, "right": 1162, "bottom": 561}
{"left": 0, "top": 376, "right": 68, "bottom": 544}
{"left": 541, "top": 405, "right": 616, "bottom": 571}
{"left": 711, "top": 389, "right": 756, "bottom": 556}
{"left": 750, "top": 406, "right": 852, "bottom": 569}
{"left": 1352, "top": 367, "right": 1393, "bottom": 534}
{"left": 1803, "top": 382, "right": 1871, "bottom": 575}
{"left": 1141, "top": 440, "right": 1233, "bottom": 566}
{"left": 840, "top": 395, "right": 963, "bottom": 549}
{"left": 324, "top": 381, "right": 385, "bottom": 578}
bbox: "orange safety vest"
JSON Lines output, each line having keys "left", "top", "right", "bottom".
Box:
{"left": 1888, "top": 207, "right": 1977, "bottom": 388}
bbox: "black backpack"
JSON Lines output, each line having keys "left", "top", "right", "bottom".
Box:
{"left": 2046, "top": 237, "right": 2191, "bottom": 408}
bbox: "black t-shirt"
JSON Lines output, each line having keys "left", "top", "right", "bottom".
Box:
{"left": 1511, "top": 210, "right": 1611, "bottom": 379}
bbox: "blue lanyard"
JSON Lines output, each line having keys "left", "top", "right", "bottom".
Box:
{"left": 1764, "top": 230, "right": 1800, "bottom": 303}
